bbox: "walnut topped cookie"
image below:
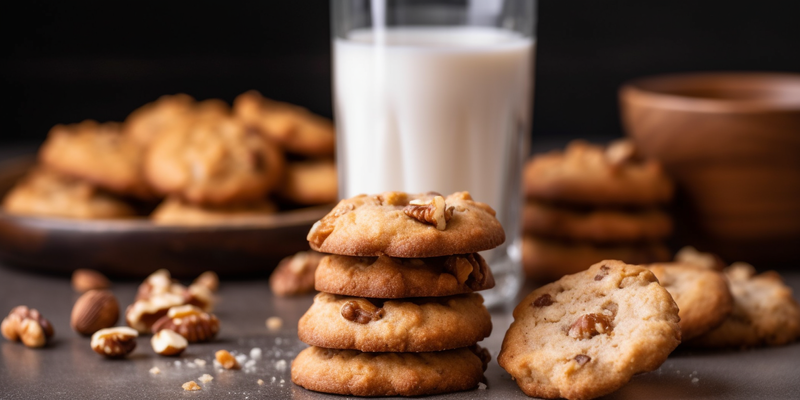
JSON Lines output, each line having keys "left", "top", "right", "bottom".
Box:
{"left": 524, "top": 139, "right": 673, "bottom": 206}
{"left": 144, "top": 116, "right": 285, "bottom": 206}
{"left": 499, "top": 260, "right": 681, "bottom": 400}
{"left": 315, "top": 253, "right": 494, "bottom": 298}
{"left": 307, "top": 191, "right": 505, "bottom": 257}
{"left": 39, "top": 120, "right": 152, "bottom": 198}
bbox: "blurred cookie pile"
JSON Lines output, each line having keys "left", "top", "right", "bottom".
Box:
{"left": 292, "top": 191, "right": 503, "bottom": 396}
{"left": 1, "top": 91, "right": 337, "bottom": 224}
{"left": 521, "top": 139, "right": 674, "bottom": 281}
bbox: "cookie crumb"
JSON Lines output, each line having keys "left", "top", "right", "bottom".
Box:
{"left": 275, "top": 359, "right": 287, "bottom": 372}
{"left": 182, "top": 381, "right": 201, "bottom": 391}
{"left": 250, "top": 348, "right": 262, "bottom": 359}
{"left": 216, "top": 350, "right": 240, "bottom": 369}
{"left": 478, "top": 382, "right": 487, "bottom": 390}
{"left": 692, "top": 377, "right": 699, "bottom": 384}
{"left": 244, "top": 359, "right": 257, "bottom": 369}
{"left": 149, "top": 367, "right": 161, "bottom": 375}
{"left": 198, "top": 374, "right": 213, "bottom": 383}
{"left": 257, "top": 379, "right": 265, "bottom": 386}
{"left": 266, "top": 316, "right": 283, "bottom": 331}
{"left": 195, "top": 359, "right": 207, "bottom": 367}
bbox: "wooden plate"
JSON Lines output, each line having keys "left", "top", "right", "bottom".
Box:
{"left": 0, "top": 157, "right": 332, "bottom": 278}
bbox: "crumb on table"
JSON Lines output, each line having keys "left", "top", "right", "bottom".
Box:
{"left": 182, "top": 381, "right": 201, "bottom": 391}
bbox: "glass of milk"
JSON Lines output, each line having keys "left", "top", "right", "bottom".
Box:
{"left": 332, "top": 0, "right": 536, "bottom": 307}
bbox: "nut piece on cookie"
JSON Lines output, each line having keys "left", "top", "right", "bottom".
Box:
{"left": 269, "top": 251, "right": 325, "bottom": 297}
{"left": 404, "top": 195, "right": 454, "bottom": 230}
{"left": 498, "top": 260, "right": 681, "bottom": 400}
{"left": 1, "top": 306, "right": 55, "bottom": 348}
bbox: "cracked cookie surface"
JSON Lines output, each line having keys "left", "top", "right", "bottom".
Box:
{"left": 307, "top": 191, "right": 504, "bottom": 257}
{"left": 498, "top": 260, "right": 680, "bottom": 400}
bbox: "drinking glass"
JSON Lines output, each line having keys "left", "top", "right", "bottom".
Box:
{"left": 331, "top": 0, "right": 537, "bottom": 307}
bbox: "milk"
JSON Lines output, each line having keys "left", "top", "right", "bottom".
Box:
{"left": 333, "top": 26, "right": 534, "bottom": 303}
{"left": 335, "top": 27, "right": 532, "bottom": 221}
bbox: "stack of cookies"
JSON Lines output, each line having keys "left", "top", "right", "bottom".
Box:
{"left": 2, "top": 91, "right": 337, "bottom": 224}
{"left": 291, "top": 191, "right": 505, "bottom": 396}
{"left": 521, "top": 139, "right": 674, "bottom": 281}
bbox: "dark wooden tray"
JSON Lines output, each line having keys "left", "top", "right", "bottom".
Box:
{"left": 0, "top": 157, "right": 331, "bottom": 278}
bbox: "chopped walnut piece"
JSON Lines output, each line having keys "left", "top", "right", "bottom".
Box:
{"left": 341, "top": 300, "right": 384, "bottom": 324}
{"left": 182, "top": 381, "right": 202, "bottom": 391}
{"left": 266, "top": 317, "right": 283, "bottom": 331}
{"left": 444, "top": 256, "right": 474, "bottom": 284}
{"left": 193, "top": 271, "right": 219, "bottom": 292}
{"left": 151, "top": 305, "right": 220, "bottom": 343}
{"left": 257, "top": 378, "right": 265, "bottom": 385}
{"left": 198, "top": 374, "right": 214, "bottom": 383}
{"left": 1, "top": 306, "right": 55, "bottom": 348}
{"left": 568, "top": 313, "right": 613, "bottom": 340}
{"left": 403, "top": 195, "right": 454, "bottom": 230}
{"left": 215, "top": 350, "right": 240, "bottom": 369}
{"left": 149, "top": 367, "right": 161, "bottom": 375}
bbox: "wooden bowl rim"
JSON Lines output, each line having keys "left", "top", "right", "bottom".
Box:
{"left": 619, "top": 72, "right": 800, "bottom": 113}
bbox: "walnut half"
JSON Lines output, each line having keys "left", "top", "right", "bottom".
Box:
{"left": 1, "top": 306, "right": 55, "bottom": 348}
{"left": 403, "top": 196, "right": 454, "bottom": 230}
{"left": 341, "top": 299, "right": 384, "bottom": 324}
{"left": 568, "top": 313, "right": 613, "bottom": 340}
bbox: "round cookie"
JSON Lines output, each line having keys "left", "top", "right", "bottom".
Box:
{"left": 498, "top": 260, "right": 681, "bottom": 400}
{"left": 144, "top": 116, "right": 285, "bottom": 206}
{"left": 523, "top": 139, "right": 674, "bottom": 206}
{"left": 39, "top": 120, "right": 152, "bottom": 198}
{"left": 2, "top": 169, "right": 135, "bottom": 219}
{"left": 315, "top": 253, "right": 495, "bottom": 298}
{"left": 523, "top": 201, "right": 673, "bottom": 243}
{"left": 233, "top": 90, "right": 335, "bottom": 157}
{"left": 646, "top": 263, "right": 733, "bottom": 340}
{"left": 291, "top": 345, "right": 488, "bottom": 396}
{"left": 298, "top": 292, "right": 491, "bottom": 352}
{"left": 123, "top": 93, "right": 197, "bottom": 147}
{"left": 673, "top": 246, "right": 726, "bottom": 271}
{"left": 522, "top": 236, "right": 670, "bottom": 282}
{"left": 278, "top": 160, "right": 338, "bottom": 205}
{"left": 689, "top": 263, "right": 800, "bottom": 348}
{"left": 308, "top": 191, "right": 505, "bottom": 257}
{"left": 150, "top": 196, "right": 276, "bottom": 226}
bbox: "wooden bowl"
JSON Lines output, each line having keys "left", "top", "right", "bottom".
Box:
{"left": 619, "top": 72, "right": 800, "bottom": 266}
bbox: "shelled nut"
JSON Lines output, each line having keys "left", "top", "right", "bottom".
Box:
{"left": 193, "top": 271, "right": 219, "bottom": 292}
{"left": 71, "top": 290, "right": 119, "bottom": 335}
{"left": 151, "top": 329, "right": 188, "bottom": 356}
{"left": 1, "top": 306, "right": 54, "bottom": 348}
{"left": 215, "top": 349, "right": 239, "bottom": 369}
{"left": 91, "top": 326, "right": 138, "bottom": 358}
{"left": 403, "top": 196, "right": 453, "bottom": 230}
{"left": 72, "top": 269, "right": 111, "bottom": 293}
{"left": 125, "top": 292, "right": 185, "bottom": 334}
{"left": 151, "top": 305, "right": 220, "bottom": 342}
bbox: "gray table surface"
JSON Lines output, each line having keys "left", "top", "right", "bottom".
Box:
{"left": 0, "top": 264, "right": 799, "bottom": 400}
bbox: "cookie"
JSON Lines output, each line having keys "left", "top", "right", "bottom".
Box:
{"left": 523, "top": 201, "right": 673, "bottom": 243}
{"left": 298, "top": 292, "right": 491, "bottom": 352}
{"left": 39, "top": 120, "right": 152, "bottom": 198}
{"left": 269, "top": 251, "right": 325, "bottom": 297}
{"left": 315, "top": 253, "right": 495, "bottom": 298}
{"left": 523, "top": 139, "right": 674, "bottom": 206}
{"left": 646, "top": 263, "right": 733, "bottom": 340}
{"left": 673, "top": 246, "right": 726, "bottom": 271}
{"left": 2, "top": 169, "right": 135, "bottom": 219}
{"left": 150, "top": 197, "right": 276, "bottom": 226}
{"left": 233, "top": 90, "right": 335, "bottom": 157}
{"left": 498, "top": 260, "right": 681, "bottom": 400}
{"left": 144, "top": 116, "right": 285, "bottom": 206}
{"left": 522, "top": 236, "right": 670, "bottom": 282}
{"left": 123, "top": 93, "right": 197, "bottom": 147}
{"left": 689, "top": 263, "right": 800, "bottom": 348}
{"left": 291, "top": 345, "right": 488, "bottom": 396}
{"left": 308, "top": 191, "right": 505, "bottom": 257}
{"left": 278, "top": 160, "right": 338, "bottom": 205}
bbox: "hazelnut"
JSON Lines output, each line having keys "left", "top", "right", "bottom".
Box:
{"left": 91, "top": 326, "right": 138, "bottom": 358}
{"left": 193, "top": 271, "right": 219, "bottom": 292}
{"left": 71, "top": 289, "right": 120, "bottom": 335}
{"left": 341, "top": 299, "right": 384, "bottom": 324}
{"left": 71, "top": 269, "right": 111, "bottom": 293}
{"left": 151, "top": 305, "right": 220, "bottom": 342}
{"left": 269, "top": 251, "right": 324, "bottom": 296}
{"left": 151, "top": 329, "right": 188, "bottom": 356}
{"left": 568, "top": 313, "right": 613, "bottom": 340}
{"left": 215, "top": 349, "right": 239, "bottom": 369}
{"left": 403, "top": 195, "right": 454, "bottom": 230}
{"left": 1, "top": 306, "right": 54, "bottom": 348}
{"left": 125, "top": 292, "right": 185, "bottom": 333}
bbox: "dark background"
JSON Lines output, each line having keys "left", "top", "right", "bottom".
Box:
{"left": 3, "top": 1, "right": 800, "bottom": 147}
